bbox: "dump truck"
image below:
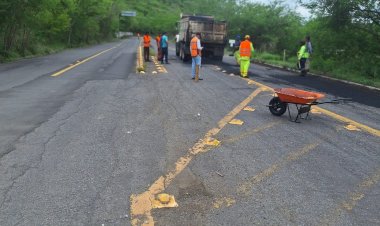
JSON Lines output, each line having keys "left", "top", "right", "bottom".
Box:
{"left": 176, "top": 14, "right": 227, "bottom": 62}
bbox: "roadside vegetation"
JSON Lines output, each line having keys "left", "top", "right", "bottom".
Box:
{"left": 0, "top": 0, "right": 127, "bottom": 62}
{"left": 0, "top": 0, "right": 379, "bottom": 87}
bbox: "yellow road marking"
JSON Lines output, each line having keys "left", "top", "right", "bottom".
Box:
{"left": 239, "top": 77, "right": 380, "bottom": 137}
{"left": 213, "top": 197, "right": 236, "bottom": 209}
{"left": 241, "top": 77, "right": 273, "bottom": 91}
{"left": 243, "top": 106, "right": 255, "bottom": 112}
{"left": 229, "top": 119, "right": 244, "bottom": 125}
{"left": 320, "top": 168, "right": 380, "bottom": 225}
{"left": 314, "top": 106, "right": 379, "bottom": 137}
{"left": 344, "top": 124, "right": 361, "bottom": 131}
{"left": 150, "top": 56, "right": 167, "bottom": 73}
{"left": 151, "top": 194, "right": 178, "bottom": 209}
{"left": 204, "top": 139, "right": 318, "bottom": 211}
{"left": 310, "top": 108, "right": 322, "bottom": 114}
{"left": 205, "top": 137, "right": 221, "bottom": 146}
{"left": 222, "top": 121, "right": 281, "bottom": 144}
{"left": 51, "top": 45, "right": 120, "bottom": 77}
{"left": 238, "top": 142, "right": 320, "bottom": 196}
{"left": 130, "top": 87, "right": 264, "bottom": 226}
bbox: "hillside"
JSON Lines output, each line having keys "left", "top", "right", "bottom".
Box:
{"left": 122, "top": 0, "right": 234, "bottom": 34}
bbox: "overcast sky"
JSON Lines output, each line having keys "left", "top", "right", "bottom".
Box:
{"left": 249, "top": 0, "right": 311, "bottom": 18}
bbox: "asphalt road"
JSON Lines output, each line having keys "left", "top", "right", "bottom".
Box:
{"left": 0, "top": 39, "right": 379, "bottom": 226}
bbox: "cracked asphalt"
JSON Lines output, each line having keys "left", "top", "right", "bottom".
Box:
{"left": 0, "top": 38, "right": 379, "bottom": 226}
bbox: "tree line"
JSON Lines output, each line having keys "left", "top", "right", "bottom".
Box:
{"left": 0, "top": 0, "right": 126, "bottom": 61}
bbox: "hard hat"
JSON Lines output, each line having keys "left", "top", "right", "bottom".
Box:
{"left": 245, "top": 35, "right": 250, "bottom": 39}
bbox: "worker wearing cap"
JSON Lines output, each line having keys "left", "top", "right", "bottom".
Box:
{"left": 190, "top": 33, "right": 203, "bottom": 81}
{"left": 239, "top": 35, "right": 254, "bottom": 78}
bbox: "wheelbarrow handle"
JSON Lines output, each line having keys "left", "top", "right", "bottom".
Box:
{"left": 314, "top": 98, "right": 352, "bottom": 105}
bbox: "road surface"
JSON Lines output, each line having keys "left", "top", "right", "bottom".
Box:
{"left": 0, "top": 39, "right": 379, "bottom": 226}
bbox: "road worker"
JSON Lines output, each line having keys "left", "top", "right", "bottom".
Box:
{"left": 160, "top": 32, "right": 169, "bottom": 64}
{"left": 190, "top": 32, "right": 203, "bottom": 81}
{"left": 143, "top": 32, "right": 151, "bottom": 62}
{"left": 239, "top": 35, "right": 254, "bottom": 78}
{"left": 233, "top": 34, "right": 241, "bottom": 53}
{"left": 297, "top": 40, "right": 309, "bottom": 76}
{"left": 305, "top": 35, "right": 313, "bottom": 72}
{"left": 155, "top": 33, "right": 162, "bottom": 61}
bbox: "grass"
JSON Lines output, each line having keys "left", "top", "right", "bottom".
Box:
{"left": 0, "top": 38, "right": 121, "bottom": 63}
{"left": 253, "top": 52, "right": 380, "bottom": 88}
{"left": 0, "top": 42, "right": 67, "bottom": 63}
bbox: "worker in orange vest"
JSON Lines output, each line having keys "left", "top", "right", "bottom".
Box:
{"left": 155, "top": 33, "right": 162, "bottom": 61}
{"left": 239, "top": 35, "right": 255, "bottom": 78}
{"left": 190, "top": 33, "right": 203, "bottom": 81}
{"left": 143, "top": 32, "right": 151, "bottom": 62}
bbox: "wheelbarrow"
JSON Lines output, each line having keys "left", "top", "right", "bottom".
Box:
{"left": 268, "top": 88, "right": 350, "bottom": 122}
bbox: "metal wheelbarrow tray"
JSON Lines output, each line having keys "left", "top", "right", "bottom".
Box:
{"left": 268, "top": 88, "right": 350, "bottom": 122}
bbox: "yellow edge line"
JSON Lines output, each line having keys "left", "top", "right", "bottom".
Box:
{"left": 51, "top": 45, "right": 119, "bottom": 77}
{"left": 313, "top": 106, "right": 380, "bottom": 137}
{"left": 242, "top": 77, "right": 380, "bottom": 137}
{"left": 130, "top": 87, "right": 264, "bottom": 226}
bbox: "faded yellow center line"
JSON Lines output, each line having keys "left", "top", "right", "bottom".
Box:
{"left": 320, "top": 168, "right": 380, "bottom": 225}
{"left": 207, "top": 141, "right": 320, "bottom": 213}
{"left": 222, "top": 121, "right": 281, "bottom": 144}
{"left": 137, "top": 45, "right": 143, "bottom": 71}
{"left": 151, "top": 56, "right": 167, "bottom": 73}
{"left": 51, "top": 44, "right": 120, "bottom": 77}
{"left": 130, "top": 87, "right": 264, "bottom": 226}
{"left": 242, "top": 77, "right": 380, "bottom": 137}
{"left": 238, "top": 142, "right": 320, "bottom": 196}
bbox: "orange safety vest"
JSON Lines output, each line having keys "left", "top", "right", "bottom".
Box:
{"left": 239, "top": 40, "right": 252, "bottom": 57}
{"left": 143, "top": 35, "right": 150, "bottom": 47}
{"left": 190, "top": 36, "right": 201, "bottom": 57}
{"left": 155, "top": 36, "right": 161, "bottom": 47}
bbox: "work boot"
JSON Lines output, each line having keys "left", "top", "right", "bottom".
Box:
{"left": 300, "top": 70, "right": 306, "bottom": 76}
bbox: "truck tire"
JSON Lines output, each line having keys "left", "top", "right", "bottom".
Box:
{"left": 183, "top": 54, "right": 190, "bottom": 62}
{"left": 180, "top": 45, "right": 190, "bottom": 62}
{"left": 180, "top": 47, "right": 184, "bottom": 60}
{"left": 176, "top": 43, "right": 180, "bottom": 56}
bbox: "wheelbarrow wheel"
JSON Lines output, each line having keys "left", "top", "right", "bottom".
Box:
{"left": 269, "top": 97, "right": 287, "bottom": 116}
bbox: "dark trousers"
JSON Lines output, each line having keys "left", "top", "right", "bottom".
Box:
{"left": 144, "top": 47, "right": 150, "bottom": 61}
{"left": 157, "top": 48, "right": 162, "bottom": 61}
{"left": 161, "top": 47, "right": 168, "bottom": 63}
{"left": 299, "top": 58, "right": 307, "bottom": 76}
